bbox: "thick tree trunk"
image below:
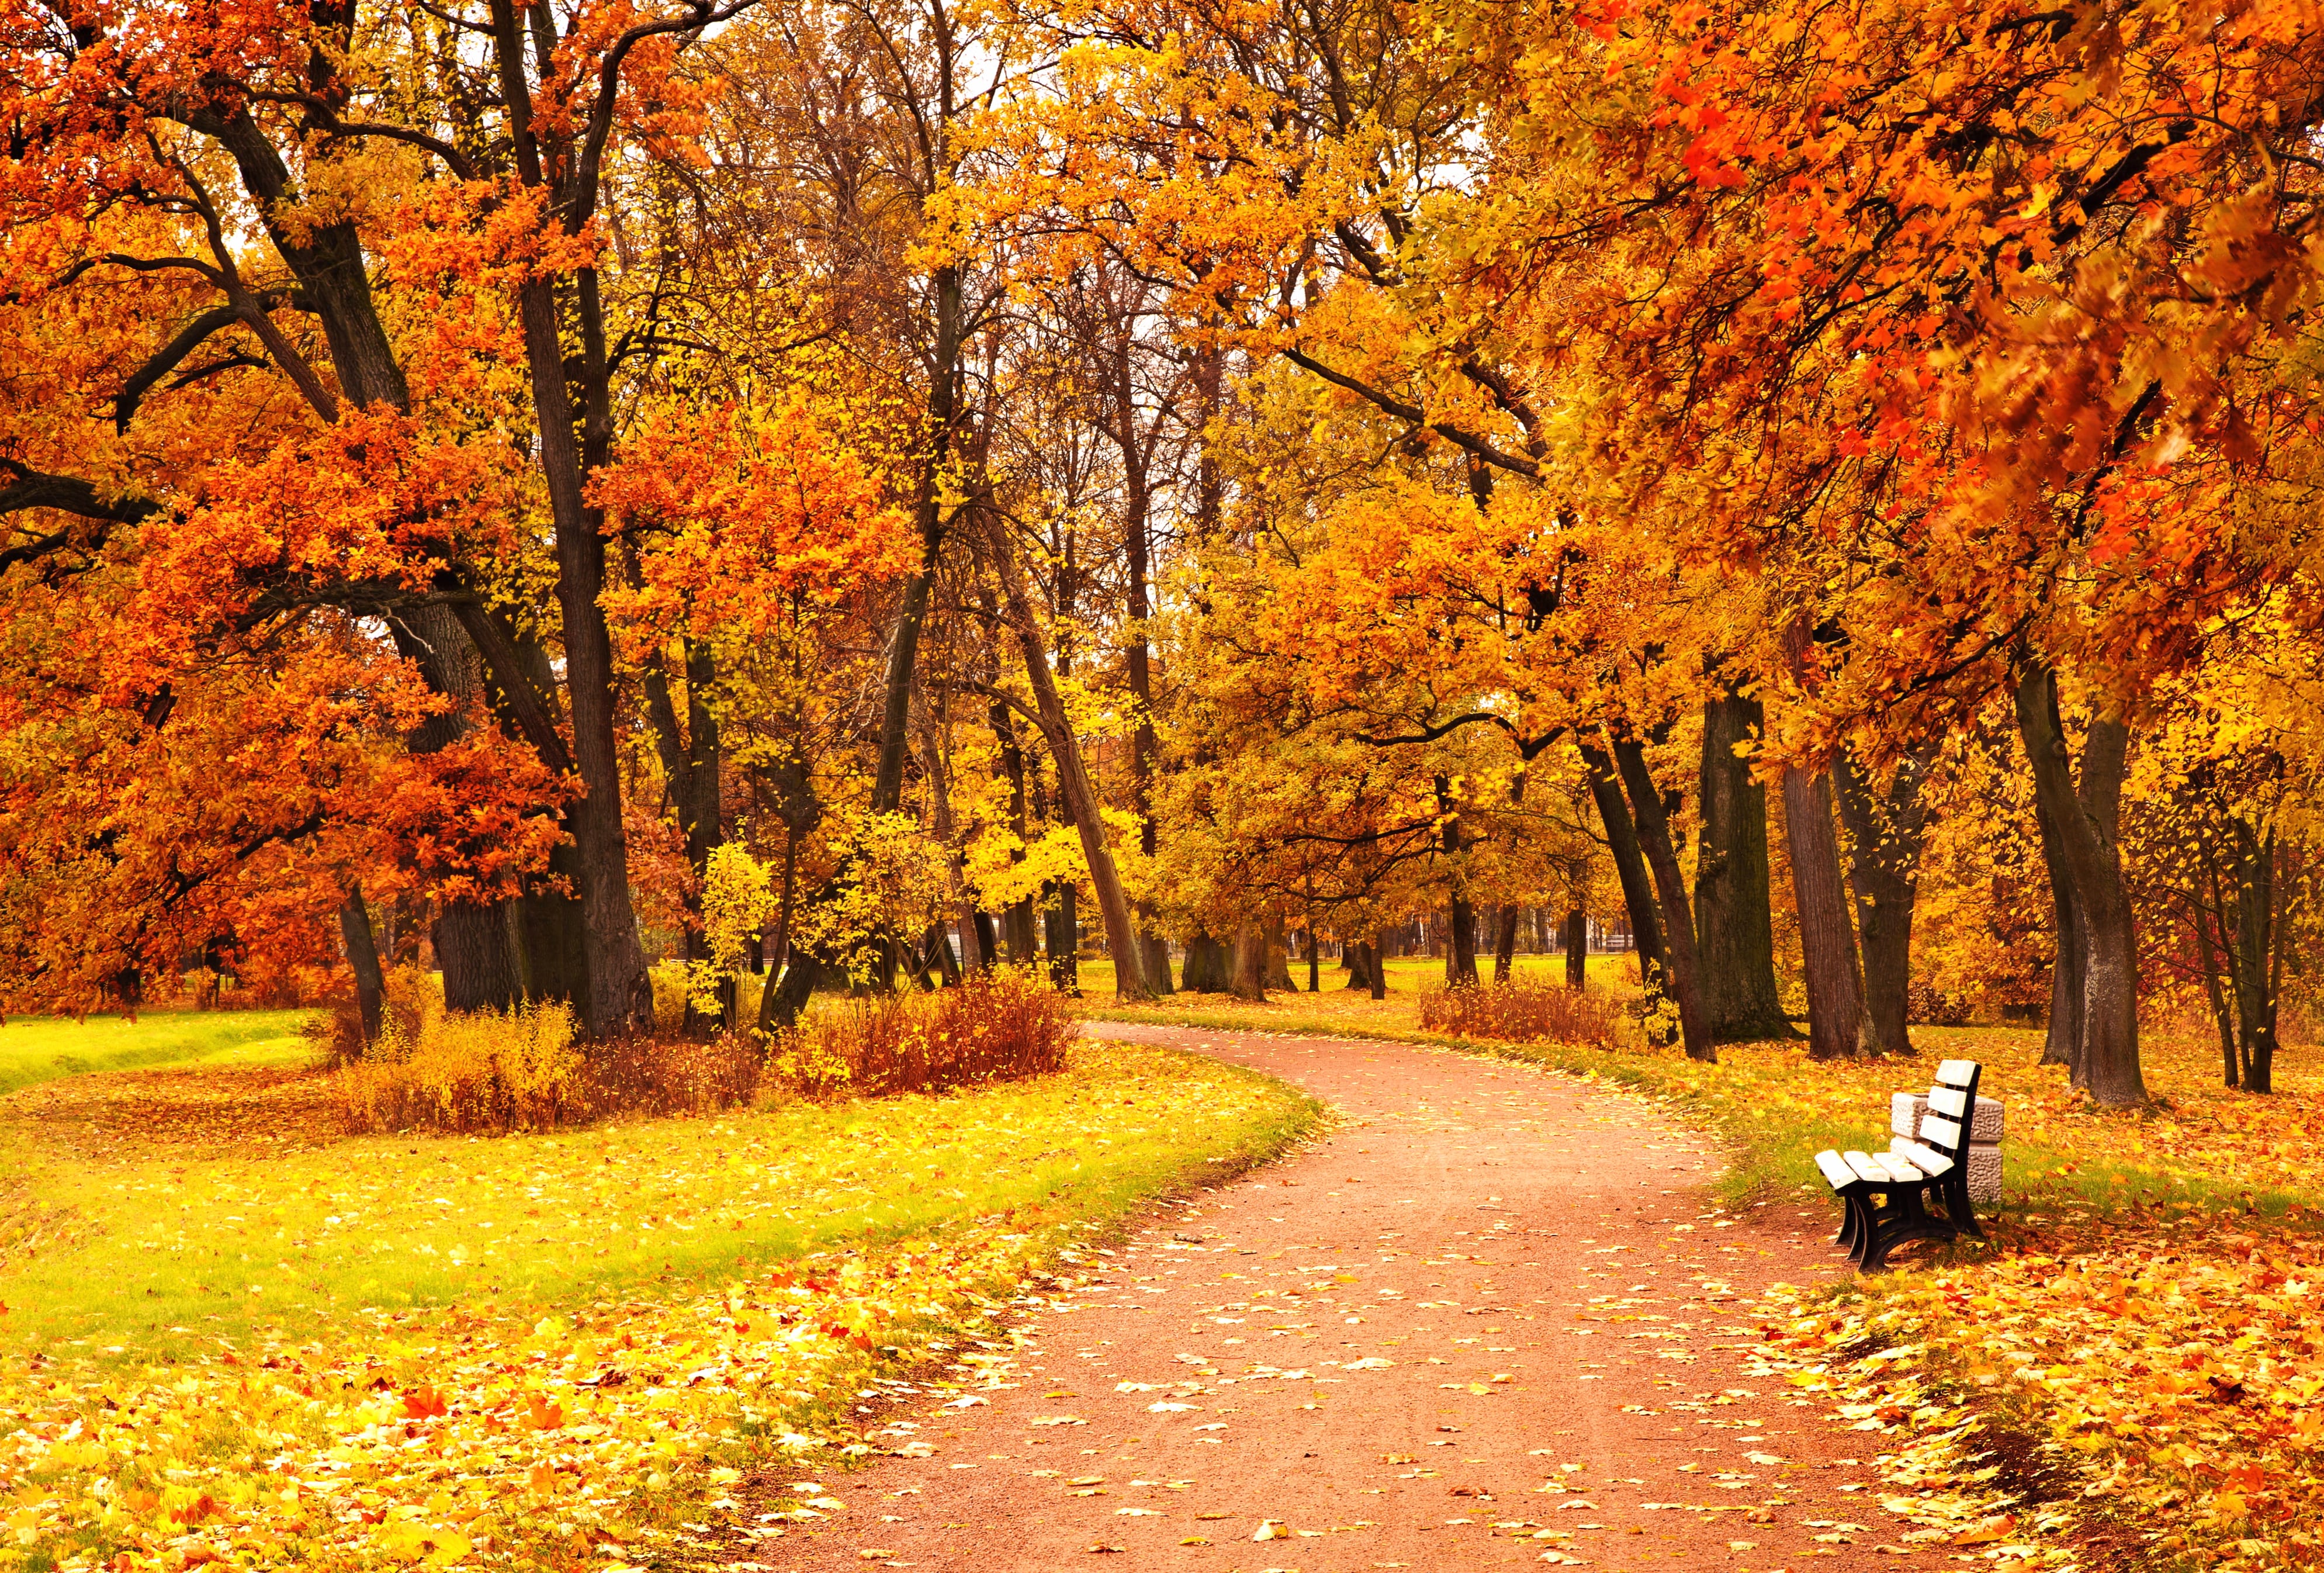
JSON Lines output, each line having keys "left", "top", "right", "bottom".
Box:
{"left": 1579, "top": 742, "right": 1668, "bottom": 992}
{"left": 1229, "top": 919, "right": 1267, "bottom": 1000}
{"left": 1833, "top": 741, "right": 1937, "bottom": 1058}
{"left": 1492, "top": 904, "right": 1519, "bottom": 984}
{"left": 1184, "top": 932, "right": 1231, "bottom": 993}
{"left": 1695, "top": 693, "right": 1793, "bottom": 1039}
{"left": 1343, "top": 941, "right": 1373, "bottom": 991}
{"left": 1610, "top": 737, "right": 1715, "bottom": 1063}
{"left": 340, "top": 890, "right": 386, "bottom": 1043}
{"left": 1782, "top": 762, "right": 1865, "bottom": 1059}
{"left": 1445, "top": 898, "right": 1480, "bottom": 987}
{"left": 2013, "top": 659, "right": 2145, "bottom": 1106}
{"left": 1564, "top": 908, "right": 1588, "bottom": 990}
{"left": 983, "top": 513, "right": 1151, "bottom": 1000}
{"left": 1367, "top": 936, "right": 1387, "bottom": 999}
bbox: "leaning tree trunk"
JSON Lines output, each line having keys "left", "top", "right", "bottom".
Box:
{"left": 339, "top": 890, "right": 386, "bottom": 1044}
{"left": 1695, "top": 693, "right": 1793, "bottom": 1040}
{"left": 983, "top": 512, "right": 1151, "bottom": 1000}
{"left": 1833, "top": 741, "right": 1937, "bottom": 1058}
{"left": 1579, "top": 743, "right": 1668, "bottom": 992}
{"left": 2013, "top": 659, "right": 2145, "bottom": 1107}
{"left": 1610, "top": 737, "right": 1715, "bottom": 1063}
{"left": 1782, "top": 762, "right": 1865, "bottom": 1060}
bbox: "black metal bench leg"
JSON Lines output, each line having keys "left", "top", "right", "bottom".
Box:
{"left": 1944, "top": 1174, "right": 1985, "bottom": 1238}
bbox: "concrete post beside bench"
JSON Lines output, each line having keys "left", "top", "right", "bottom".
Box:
{"left": 1891, "top": 1091, "right": 2003, "bottom": 1204}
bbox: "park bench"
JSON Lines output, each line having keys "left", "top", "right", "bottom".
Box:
{"left": 1814, "top": 1059, "right": 1988, "bottom": 1273}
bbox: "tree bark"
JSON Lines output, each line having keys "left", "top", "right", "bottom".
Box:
{"left": 1579, "top": 742, "right": 1668, "bottom": 993}
{"left": 1611, "top": 737, "right": 1715, "bottom": 1063}
{"left": 982, "top": 513, "right": 1151, "bottom": 1000}
{"left": 2013, "top": 659, "right": 2145, "bottom": 1106}
{"left": 340, "top": 890, "right": 386, "bottom": 1043}
{"left": 1695, "top": 693, "right": 1793, "bottom": 1039}
{"left": 2225, "top": 819, "right": 2277, "bottom": 1094}
{"left": 1564, "top": 908, "right": 1588, "bottom": 989}
{"left": 871, "top": 262, "right": 962, "bottom": 815}
{"left": 1229, "top": 919, "right": 1267, "bottom": 1000}
{"left": 1782, "top": 762, "right": 1864, "bottom": 1059}
{"left": 1184, "top": 932, "right": 1231, "bottom": 993}
{"left": 2031, "top": 793, "right": 2084, "bottom": 1067}
{"left": 1833, "top": 741, "right": 1937, "bottom": 1057}
{"left": 1491, "top": 903, "right": 1519, "bottom": 984}
{"left": 1044, "top": 881, "right": 1082, "bottom": 993}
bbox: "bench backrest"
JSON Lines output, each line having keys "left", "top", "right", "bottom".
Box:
{"left": 1916, "top": 1059, "right": 1983, "bottom": 1161}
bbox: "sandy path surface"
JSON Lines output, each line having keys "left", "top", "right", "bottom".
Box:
{"left": 734, "top": 1024, "right": 1947, "bottom": 1572}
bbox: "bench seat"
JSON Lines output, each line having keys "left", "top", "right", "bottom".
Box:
{"left": 1815, "top": 1061, "right": 1986, "bottom": 1272}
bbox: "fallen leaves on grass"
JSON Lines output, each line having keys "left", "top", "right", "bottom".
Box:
{"left": 0, "top": 1043, "right": 1315, "bottom": 1571}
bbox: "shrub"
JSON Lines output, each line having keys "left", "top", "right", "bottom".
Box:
{"left": 770, "top": 968, "right": 1075, "bottom": 1100}
{"left": 333, "top": 988, "right": 761, "bottom": 1135}
{"left": 1416, "top": 980, "right": 1623, "bottom": 1048}
{"left": 1906, "top": 979, "right": 1974, "bottom": 1026}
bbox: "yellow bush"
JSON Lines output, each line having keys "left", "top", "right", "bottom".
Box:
{"left": 771, "top": 968, "right": 1075, "bottom": 1100}
{"left": 336, "top": 997, "right": 583, "bottom": 1134}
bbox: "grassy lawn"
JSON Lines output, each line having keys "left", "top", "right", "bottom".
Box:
{"left": 2, "top": 1031, "right": 1318, "bottom": 1572}
{"left": 0, "top": 1008, "right": 313, "bottom": 1095}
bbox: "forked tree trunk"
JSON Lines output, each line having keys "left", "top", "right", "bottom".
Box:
{"left": 1695, "top": 693, "right": 1793, "bottom": 1040}
{"left": 1610, "top": 737, "right": 1715, "bottom": 1063}
{"left": 1782, "top": 762, "right": 1865, "bottom": 1060}
{"left": 2013, "top": 659, "right": 2145, "bottom": 1107}
{"left": 1833, "top": 741, "right": 1938, "bottom": 1058}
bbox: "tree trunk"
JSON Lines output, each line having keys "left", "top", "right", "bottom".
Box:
{"left": 983, "top": 513, "right": 1151, "bottom": 1000}
{"left": 1184, "top": 932, "right": 1231, "bottom": 993}
{"left": 1782, "top": 762, "right": 1864, "bottom": 1060}
{"left": 2032, "top": 794, "right": 2085, "bottom": 1067}
{"left": 1491, "top": 904, "right": 1519, "bottom": 984}
{"left": 989, "top": 698, "right": 1040, "bottom": 965}
{"left": 1579, "top": 742, "right": 1668, "bottom": 994}
{"left": 1367, "top": 936, "right": 1387, "bottom": 999}
{"left": 1344, "top": 941, "right": 1373, "bottom": 991}
{"left": 2227, "top": 819, "right": 2277, "bottom": 1094}
{"left": 1833, "top": 741, "right": 1937, "bottom": 1057}
{"left": 2013, "top": 659, "right": 2145, "bottom": 1106}
{"left": 340, "top": 890, "right": 386, "bottom": 1043}
{"left": 508, "top": 267, "right": 652, "bottom": 1038}
{"left": 1563, "top": 908, "right": 1588, "bottom": 989}
{"left": 1229, "top": 919, "right": 1267, "bottom": 1000}
{"left": 1695, "top": 693, "right": 1793, "bottom": 1039}
{"left": 644, "top": 637, "right": 722, "bottom": 1037}
{"left": 1307, "top": 926, "right": 1321, "bottom": 993}
{"left": 1264, "top": 912, "right": 1296, "bottom": 990}
{"left": 1610, "top": 737, "right": 1715, "bottom": 1063}
{"left": 871, "top": 263, "right": 962, "bottom": 815}
{"left": 1044, "top": 881, "right": 1081, "bottom": 994}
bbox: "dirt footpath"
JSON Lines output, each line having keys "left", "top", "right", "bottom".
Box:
{"left": 739, "top": 1024, "right": 1944, "bottom": 1572}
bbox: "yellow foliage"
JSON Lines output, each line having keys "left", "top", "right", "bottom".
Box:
{"left": 335, "top": 997, "right": 583, "bottom": 1133}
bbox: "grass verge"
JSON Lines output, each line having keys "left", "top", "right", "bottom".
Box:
{"left": 4, "top": 1038, "right": 1319, "bottom": 1573}
{"left": 0, "top": 1009, "right": 312, "bottom": 1096}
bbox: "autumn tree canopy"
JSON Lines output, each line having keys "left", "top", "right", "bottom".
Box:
{"left": 5, "top": 0, "right": 2322, "bottom": 1107}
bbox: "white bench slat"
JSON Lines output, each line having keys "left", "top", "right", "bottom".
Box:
{"left": 1843, "top": 1151, "right": 1891, "bottom": 1185}
{"left": 1920, "top": 1112, "right": 1963, "bottom": 1150}
{"left": 1935, "top": 1058, "right": 1979, "bottom": 1087}
{"left": 1816, "top": 1150, "right": 1856, "bottom": 1190}
{"left": 1928, "top": 1085, "right": 1970, "bottom": 1118}
{"left": 1890, "top": 1138, "right": 1954, "bottom": 1177}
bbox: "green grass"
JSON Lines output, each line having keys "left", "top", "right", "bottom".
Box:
{"left": 4, "top": 1039, "right": 1319, "bottom": 1365}
{"left": 0, "top": 1008, "right": 313, "bottom": 1095}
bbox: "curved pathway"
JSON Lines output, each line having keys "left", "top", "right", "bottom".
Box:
{"left": 736, "top": 1024, "right": 1946, "bottom": 1572}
